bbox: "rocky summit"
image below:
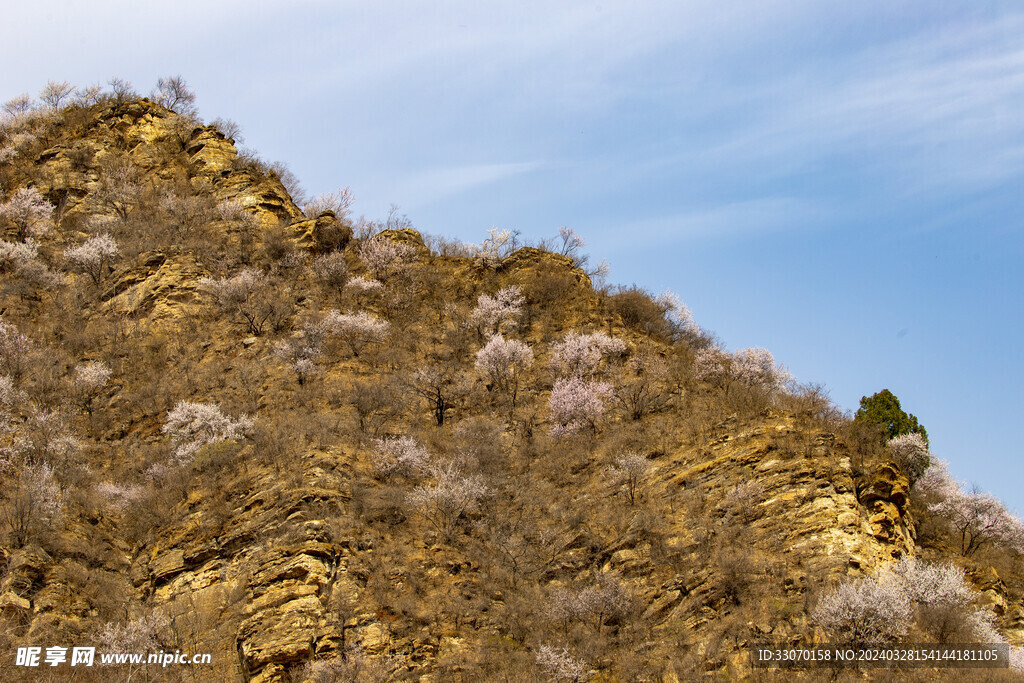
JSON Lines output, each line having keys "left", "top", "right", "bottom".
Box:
{"left": 0, "top": 88, "right": 1021, "bottom": 682}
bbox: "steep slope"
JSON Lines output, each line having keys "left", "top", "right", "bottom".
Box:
{"left": 0, "top": 96, "right": 1021, "bottom": 682}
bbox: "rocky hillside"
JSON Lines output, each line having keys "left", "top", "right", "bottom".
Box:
{"left": 0, "top": 89, "right": 1022, "bottom": 681}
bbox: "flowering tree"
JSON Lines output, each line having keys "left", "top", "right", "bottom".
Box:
{"left": 408, "top": 462, "right": 488, "bottom": 539}
{"left": 346, "top": 275, "right": 383, "bottom": 294}
{"left": 931, "top": 488, "right": 1024, "bottom": 556}
{"left": 605, "top": 451, "right": 649, "bottom": 505}
{"left": 357, "top": 234, "right": 415, "bottom": 281}
{"left": 548, "top": 376, "right": 613, "bottom": 436}
{"left": 323, "top": 310, "right": 389, "bottom": 357}
{"left": 655, "top": 289, "right": 698, "bottom": 338}
{"left": 0, "top": 187, "right": 53, "bottom": 241}
{"left": 3, "top": 93, "right": 33, "bottom": 118}
{"left": 74, "top": 361, "right": 111, "bottom": 415}
{"left": 370, "top": 435, "right": 430, "bottom": 479}
{"left": 159, "top": 192, "right": 213, "bottom": 238}
{"left": 65, "top": 233, "right": 119, "bottom": 284}
{"left": 535, "top": 645, "right": 589, "bottom": 682}
{"left": 916, "top": 459, "right": 1024, "bottom": 555}
{"left": 0, "top": 460, "right": 64, "bottom": 547}
{"left": 550, "top": 331, "right": 625, "bottom": 378}
{"left": 813, "top": 574, "right": 913, "bottom": 644}
{"left": 886, "top": 433, "right": 931, "bottom": 486}
{"left": 0, "top": 239, "right": 40, "bottom": 273}
{"left": 217, "top": 199, "right": 259, "bottom": 229}
{"left": 272, "top": 320, "right": 326, "bottom": 385}
{"left": 719, "top": 480, "right": 766, "bottom": 521}
{"left": 162, "top": 401, "right": 253, "bottom": 464}
{"left": 0, "top": 318, "right": 32, "bottom": 381}
{"left": 692, "top": 347, "right": 727, "bottom": 387}
{"left": 475, "top": 334, "right": 533, "bottom": 413}
{"left": 470, "top": 227, "right": 518, "bottom": 266}
{"left": 732, "top": 347, "right": 789, "bottom": 389}
{"left": 548, "top": 574, "right": 632, "bottom": 632}
{"left": 74, "top": 85, "right": 104, "bottom": 107}
{"left": 469, "top": 286, "right": 524, "bottom": 335}
{"left": 914, "top": 458, "right": 957, "bottom": 499}
{"left": 817, "top": 557, "right": 1013, "bottom": 647}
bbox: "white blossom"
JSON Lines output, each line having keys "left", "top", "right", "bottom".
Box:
{"left": 323, "top": 310, "right": 389, "bottom": 357}
{"left": 162, "top": 401, "right": 253, "bottom": 464}
{"left": 408, "top": 461, "right": 488, "bottom": 537}
{"left": 75, "top": 361, "right": 111, "bottom": 392}
{"left": 310, "top": 251, "right": 349, "bottom": 289}
{"left": 469, "top": 286, "right": 524, "bottom": 334}
{"left": 692, "top": 347, "right": 727, "bottom": 385}
{"left": 370, "top": 435, "right": 430, "bottom": 479}
{"left": 357, "top": 234, "right": 415, "bottom": 280}
{"left": 65, "top": 233, "right": 119, "bottom": 283}
{"left": 345, "top": 275, "right": 383, "bottom": 293}
{"left": 605, "top": 452, "right": 649, "bottom": 505}
{"left": 549, "top": 376, "right": 613, "bottom": 436}
{"left": 655, "top": 289, "right": 698, "bottom": 336}
{"left": 475, "top": 334, "right": 533, "bottom": 400}
{"left": 887, "top": 433, "right": 931, "bottom": 485}
{"left": 550, "top": 331, "right": 625, "bottom": 378}
{"left": 813, "top": 574, "right": 913, "bottom": 643}
{"left": 535, "top": 645, "right": 589, "bottom": 682}
{"left": 0, "top": 187, "right": 53, "bottom": 241}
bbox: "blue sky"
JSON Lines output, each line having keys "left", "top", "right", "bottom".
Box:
{"left": 4, "top": 1, "right": 1023, "bottom": 510}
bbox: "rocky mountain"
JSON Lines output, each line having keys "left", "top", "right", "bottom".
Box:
{"left": 0, "top": 90, "right": 1021, "bottom": 681}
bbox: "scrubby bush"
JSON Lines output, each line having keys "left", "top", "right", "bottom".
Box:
{"left": 151, "top": 75, "right": 196, "bottom": 115}
{"left": 199, "top": 269, "right": 288, "bottom": 336}
{"left": 310, "top": 251, "right": 349, "bottom": 291}
{"left": 304, "top": 187, "right": 354, "bottom": 220}
{"left": 0, "top": 460, "right": 64, "bottom": 547}
{"left": 607, "top": 285, "right": 672, "bottom": 337}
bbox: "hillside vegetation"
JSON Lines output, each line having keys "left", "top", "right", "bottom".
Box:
{"left": 0, "top": 79, "right": 1022, "bottom": 682}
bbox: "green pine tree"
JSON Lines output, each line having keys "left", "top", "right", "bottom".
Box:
{"left": 854, "top": 389, "right": 928, "bottom": 442}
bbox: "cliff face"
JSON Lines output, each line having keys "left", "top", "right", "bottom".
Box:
{"left": 0, "top": 99, "right": 1018, "bottom": 682}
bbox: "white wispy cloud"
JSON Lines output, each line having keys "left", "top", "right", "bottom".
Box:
{"left": 393, "top": 161, "right": 544, "bottom": 209}
{"left": 605, "top": 197, "right": 826, "bottom": 249}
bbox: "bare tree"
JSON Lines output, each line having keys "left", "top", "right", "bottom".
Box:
{"left": 406, "top": 361, "right": 467, "bottom": 427}
{"left": 39, "top": 81, "right": 75, "bottom": 111}
{"left": 151, "top": 75, "right": 197, "bottom": 115}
